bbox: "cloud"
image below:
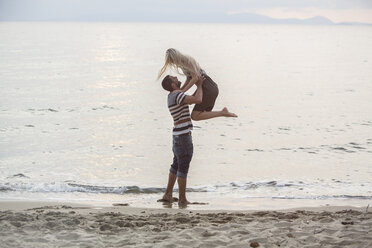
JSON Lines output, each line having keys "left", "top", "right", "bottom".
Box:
{"left": 1, "top": 0, "right": 372, "bottom": 23}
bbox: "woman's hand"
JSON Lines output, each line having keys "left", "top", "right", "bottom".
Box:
{"left": 195, "top": 76, "right": 206, "bottom": 87}
{"left": 181, "top": 73, "right": 202, "bottom": 92}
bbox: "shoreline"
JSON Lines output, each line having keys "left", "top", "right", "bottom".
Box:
{"left": 1, "top": 192, "right": 370, "bottom": 211}
{"left": 0, "top": 200, "right": 369, "bottom": 213}
{"left": 1, "top": 201, "right": 371, "bottom": 247}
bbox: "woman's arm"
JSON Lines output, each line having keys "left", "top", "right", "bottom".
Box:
{"left": 182, "top": 76, "right": 205, "bottom": 105}
{"left": 180, "top": 74, "right": 191, "bottom": 90}
{"left": 181, "top": 73, "right": 198, "bottom": 92}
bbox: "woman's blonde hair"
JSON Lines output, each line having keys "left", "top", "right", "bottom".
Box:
{"left": 158, "top": 48, "right": 201, "bottom": 80}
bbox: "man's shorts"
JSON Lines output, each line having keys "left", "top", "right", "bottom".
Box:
{"left": 170, "top": 133, "right": 193, "bottom": 178}
{"left": 193, "top": 75, "right": 219, "bottom": 112}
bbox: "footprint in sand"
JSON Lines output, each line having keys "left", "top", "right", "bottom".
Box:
{"left": 201, "top": 230, "right": 217, "bottom": 237}
{"left": 190, "top": 202, "right": 208, "bottom": 205}
{"left": 112, "top": 203, "right": 129, "bottom": 207}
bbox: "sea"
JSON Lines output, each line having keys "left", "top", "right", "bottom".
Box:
{"left": 1, "top": 22, "right": 371, "bottom": 210}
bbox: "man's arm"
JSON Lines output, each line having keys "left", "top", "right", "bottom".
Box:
{"left": 182, "top": 76, "right": 205, "bottom": 105}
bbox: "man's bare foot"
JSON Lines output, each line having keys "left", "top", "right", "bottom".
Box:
{"left": 221, "top": 107, "right": 238, "bottom": 117}
{"left": 178, "top": 199, "right": 191, "bottom": 209}
{"left": 158, "top": 194, "right": 178, "bottom": 203}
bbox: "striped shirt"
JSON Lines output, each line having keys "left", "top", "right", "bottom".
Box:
{"left": 168, "top": 91, "right": 193, "bottom": 136}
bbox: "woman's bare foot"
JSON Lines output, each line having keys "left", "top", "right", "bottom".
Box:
{"left": 221, "top": 107, "right": 238, "bottom": 117}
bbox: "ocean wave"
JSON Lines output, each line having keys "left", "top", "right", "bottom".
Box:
{"left": 246, "top": 140, "right": 372, "bottom": 154}
{"left": 0, "top": 182, "right": 163, "bottom": 194}
{"left": 270, "top": 195, "right": 372, "bottom": 200}
{"left": 1, "top": 180, "right": 371, "bottom": 201}
{"left": 0, "top": 180, "right": 303, "bottom": 194}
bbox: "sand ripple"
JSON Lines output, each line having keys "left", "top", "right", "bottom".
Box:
{"left": 0, "top": 206, "right": 371, "bottom": 248}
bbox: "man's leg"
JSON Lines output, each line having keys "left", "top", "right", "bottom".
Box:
{"left": 162, "top": 172, "right": 177, "bottom": 201}
{"left": 174, "top": 134, "right": 193, "bottom": 207}
{"left": 162, "top": 149, "right": 178, "bottom": 202}
{"left": 191, "top": 107, "right": 237, "bottom": 121}
{"left": 177, "top": 176, "right": 190, "bottom": 208}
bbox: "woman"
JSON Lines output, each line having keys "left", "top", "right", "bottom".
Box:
{"left": 158, "top": 48, "right": 237, "bottom": 121}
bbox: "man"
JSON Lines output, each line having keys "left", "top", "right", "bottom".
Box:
{"left": 160, "top": 74, "right": 205, "bottom": 208}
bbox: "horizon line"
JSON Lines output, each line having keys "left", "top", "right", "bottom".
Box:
{"left": 1, "top": 20, "right": 371, "bottom": 26}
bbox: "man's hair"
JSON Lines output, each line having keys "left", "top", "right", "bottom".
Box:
{"left": 161, "top": 75, "right": 173, "bottom": 92}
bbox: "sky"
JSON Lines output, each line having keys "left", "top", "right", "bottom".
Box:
{"left": 1, "top": 0, "right": 372, "bottom": 24}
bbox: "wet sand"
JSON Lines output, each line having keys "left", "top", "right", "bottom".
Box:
{"left": 0, "top": 201, "right": 371, "bottom": 247}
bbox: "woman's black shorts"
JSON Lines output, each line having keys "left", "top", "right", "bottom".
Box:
{"left": 193, "top": 75, "right": 219, "bottom": 112}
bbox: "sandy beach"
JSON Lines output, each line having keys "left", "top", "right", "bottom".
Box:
{"left": 0, "top": 201, "right": 371, "bottom": 248}
{"left": 1, "top": 23, "right": 372, "bottom": 248}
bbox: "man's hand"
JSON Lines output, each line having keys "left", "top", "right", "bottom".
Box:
{"left": 195, "top": 76, "right": 206, "bottom": 87}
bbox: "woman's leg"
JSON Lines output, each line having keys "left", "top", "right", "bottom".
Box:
{"left": 192, "top": 75, "right": 237, "bottom": 120}
{"left": 191, "top": 107, "right": 237, "bottom": 121}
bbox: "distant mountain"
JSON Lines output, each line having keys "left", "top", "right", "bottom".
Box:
{"left": 226, "top": 13, "right": 335, "bottom": 25}
{"left": 336, "top": 21, "right": 372, "bottom": 26}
